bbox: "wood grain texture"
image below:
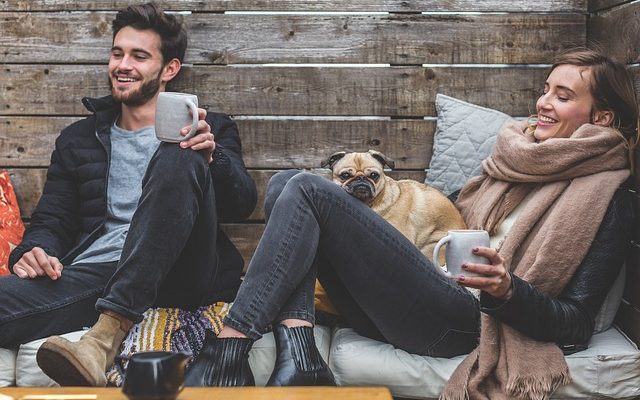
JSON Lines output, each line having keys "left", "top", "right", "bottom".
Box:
{"left": 624, "top": 243, "right": 640, "bottom": 308}
{"left": 0, "top": 0, "right": 587, "bottom": 12}
{"left": 588, "top": 0, "right": 630, "bottom": 12}
{"left": 0, "top": 117, "right": 434, "bottom": 168}
{"left": 0, "top": 65, "right": 544, "bottom": 116}
{"left": 588, "top": 1, "right": 640, "bottom": 64}
{"left": 0, "top": 387, "right": 393, "bottom": 400}
{"left": 10, "top": 168, "right": 427, "bottom": 220}
{"left": 0, "top": 12, "right": 585, "bottom": 64}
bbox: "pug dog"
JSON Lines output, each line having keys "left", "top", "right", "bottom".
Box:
{"left": 321, "top": 149, "right": 467, "bottom": 263}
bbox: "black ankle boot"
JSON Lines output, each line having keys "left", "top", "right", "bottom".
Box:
{"left": 184, "top": 330, "right": 255, "bottom": 387}
{"left": 267, "top": 324, "right": 336, "bottom": 386}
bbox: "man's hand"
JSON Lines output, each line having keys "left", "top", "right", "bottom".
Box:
{"left": 13, "top": 247, "right": 63, "bottom": 280}
{"left": 455, "top": 246, "right": 513, "bottom": 300}
{"left": 179, "top": 108, "right": 215, "bottom": 163}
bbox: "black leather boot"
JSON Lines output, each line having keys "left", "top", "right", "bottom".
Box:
{"left": 267, "top": 324, "right": 336, "bottom": 386}
{"left": 184, "top": 330, "right": 255, "bottom": 387}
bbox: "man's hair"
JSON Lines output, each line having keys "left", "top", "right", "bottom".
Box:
{"left": 112, "top": 2, "right": 187, "bottom": 65}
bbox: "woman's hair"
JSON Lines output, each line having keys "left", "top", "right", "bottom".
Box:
{"left": 111, "top": 2, "right": 187, "bottom": 65}
{"left": 548, "top": 48, "right": 638, "bottom": 143}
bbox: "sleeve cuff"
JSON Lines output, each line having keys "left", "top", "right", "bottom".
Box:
{"left": 211, "top": 146, "right": 232, "bottom": 178}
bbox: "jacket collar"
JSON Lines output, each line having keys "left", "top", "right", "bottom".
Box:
{"left": 82, "top": 95, "right": 121, "bottom": 135}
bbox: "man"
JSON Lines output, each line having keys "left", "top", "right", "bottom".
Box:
{"left": 0, "top": 2, "right": 256, "bottom": 387}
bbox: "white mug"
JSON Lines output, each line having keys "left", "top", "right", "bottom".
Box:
{"left": 432, "top": 229, "right": 490, "bottom": 278}
{"left": 155, "top": 92, "right": 199, "bottom": 142}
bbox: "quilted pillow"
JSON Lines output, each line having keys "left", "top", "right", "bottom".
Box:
{"left": 425, "top": 94, "right": 514, "bottom": 195}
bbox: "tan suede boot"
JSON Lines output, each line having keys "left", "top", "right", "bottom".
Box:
{"left": 36, "top": 313, "right": 128, "bottom": 386}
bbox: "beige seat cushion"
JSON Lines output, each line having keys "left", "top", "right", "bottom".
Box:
{"left": 329, "top": 326, "right": 640, "bottom": 399}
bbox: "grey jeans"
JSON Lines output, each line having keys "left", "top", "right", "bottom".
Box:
{"left": 224, "top": 170, "right": 480, "bottom": 357}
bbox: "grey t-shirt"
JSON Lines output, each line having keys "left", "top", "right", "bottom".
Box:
{"left": 72, "top": 123, "right": 160, "bottom": 265}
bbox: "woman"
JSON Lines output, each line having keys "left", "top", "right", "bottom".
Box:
{"left": 185, "top": 49, "right": 638, "bottom": 398}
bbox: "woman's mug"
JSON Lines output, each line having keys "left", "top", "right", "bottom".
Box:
{"left": 155, "top": 92, "right": 199, "bottom": 142}
{"left": 432, "top": 230, "right": 490, "bottom": 278}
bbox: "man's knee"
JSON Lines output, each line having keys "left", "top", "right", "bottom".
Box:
{"left": 144, "top": 144, "right": 208, "bottom": 188}
{"left": 154, "top": 143, "right": 206, "bottom": 170}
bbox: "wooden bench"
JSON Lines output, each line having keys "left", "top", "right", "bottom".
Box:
{"left": 1, "top": 0, "right": 639, "bottom": 350}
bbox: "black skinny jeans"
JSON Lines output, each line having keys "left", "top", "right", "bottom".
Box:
{"left": 0, "top": 144, "right": 221, "bottom": 347}
{"left": 224, "top": 170, "right": 480, "bottom": 357}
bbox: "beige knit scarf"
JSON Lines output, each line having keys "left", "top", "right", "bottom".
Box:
{"left": 441, "top": 121, "right": 630, "bottom": 400}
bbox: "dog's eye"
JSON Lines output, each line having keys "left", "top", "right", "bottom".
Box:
{"left": 369, "top": 172, "right": 380, "bottom": 180}
{"left": 339, "top": 172, "right": 352, "bottom": 180}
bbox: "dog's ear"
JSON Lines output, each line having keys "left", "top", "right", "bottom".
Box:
{"left": 368, "top": 150, "right": 395, "bottom": 169}
{"left": 321, "top": 151, "right": 347, "bottom": 169}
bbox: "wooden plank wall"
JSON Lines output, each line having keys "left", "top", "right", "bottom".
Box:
{"left": 0, "top": 0, "right": 587, "bottom": 262}
{"left": 589, "top": 0, "right": 640, "bottom": 346}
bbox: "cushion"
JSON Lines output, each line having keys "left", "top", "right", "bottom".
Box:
{"left": 0, "top": 170, "right": 25, "bottom": 276}
{"left": 593, "top": 264, "right": 625, "bottom": 334}
{"left": 12, "top": 326, "right": 331, "bottom": 387}
{"left": 0, "top": 347, "right": 16, "bottom": 387}
{"left": 425, "top": 94, "right": 513, "bottom": 195}
{"left": 16, "top": 330, "right": 87, "bottom": 387}
{"left": 329, "top": 326, "right": 640, "bottom": 399}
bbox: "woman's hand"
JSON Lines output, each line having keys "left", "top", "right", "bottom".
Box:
{"left": 180, "top": 108, "right": 215, "bottom": 163}
{"left": 456, "top": 246, "right": 513, "bottom": 300}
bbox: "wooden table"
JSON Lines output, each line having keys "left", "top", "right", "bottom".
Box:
{"left": 0, "top": 387, "right": 392, "bottom": 400}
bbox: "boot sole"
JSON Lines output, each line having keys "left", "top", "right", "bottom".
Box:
{"left": 36, "top": 341, "right": 96, "bottom": 386}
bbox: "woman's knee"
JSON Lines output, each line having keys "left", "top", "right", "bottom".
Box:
{"left": 265, "top": 171, "right": 335, "bottom": 217}
{"left": 264, "top": 170, "right": 303, "bottom": 215}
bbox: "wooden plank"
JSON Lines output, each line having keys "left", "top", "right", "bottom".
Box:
{"left": 0, "top": 12, "right": 585, "bottom": 64}
{"left": 588, "top": 1, "right": 640, "bottom": 64}
{"left": 0, "top": 117, "right": 434, "bottom": 169}
{"left": 615, "top": 300, "right": 640, "bottom": 346}
{"left": 0, "top": 65, "right": 545, "bottom": 117}
{"left": 632, "top": 191, "right": 640, "bottom": 242}
{"left": 9, "top": 168, "right": 427, "bottom": 220}
{"left": 5, "top": 168, "right": 47, "bottom": 219}
{"left": 0, "top": 0, "right": 587, "bottom": 13}
{"left": 588, "top": 0, "right": 630, "bottom": 13}
{"left": 624, "top": 243, "right": 640, "bottom": 308}
{"left": 221, "top": 223, "right": 264, "bottom": 269}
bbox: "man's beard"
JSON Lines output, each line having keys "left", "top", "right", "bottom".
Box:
{"left": 109, "top": 71, "right": 162, "bottom": 106}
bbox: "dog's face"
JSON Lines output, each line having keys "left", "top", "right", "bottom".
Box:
{"left": 321, "top": 150, "right": 395, "bottom": 204}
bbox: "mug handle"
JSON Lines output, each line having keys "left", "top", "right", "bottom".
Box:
{"left": 182, "top": 100, "right": 199, "bottom": 141}
{"left": 432, "top": 234, "right": 451, "bottom": 276}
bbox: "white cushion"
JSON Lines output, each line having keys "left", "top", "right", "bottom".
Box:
{"left": 425, "top": 94, "right": 514, "bottom": 195}
{"left": 15, "top": 330, "right": 87, "bottom": 387}
{"left": 249, "top": 325, "right": 332, "bottom": 386}
{"left": 329, "top": 326, "right": 640, "bottom": 399}
{"left": 0, "top": 347, "right": 17, "bottom": 387}
{"left": 12, "top": 326, "right": 331, "bottom": 387}
{"left": 593, "top": 264, "right": 625, "bottom": 334}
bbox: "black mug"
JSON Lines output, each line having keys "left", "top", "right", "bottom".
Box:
{"left": 122, "top": 351, "right": 190, "bottom": 400}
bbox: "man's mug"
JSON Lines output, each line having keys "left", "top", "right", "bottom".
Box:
{"left": 432, "top": 229, "right": 490, "bottom": 278}
{"left": 155, "top": 92, "right": 199, "bottom": 142}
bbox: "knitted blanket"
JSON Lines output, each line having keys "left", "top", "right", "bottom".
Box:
{"left": 106, "top": 302, "right": 231, "bottom": 386}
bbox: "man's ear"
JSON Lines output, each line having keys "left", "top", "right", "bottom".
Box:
{"left": 592, "top": 110, "right": 614, "bottom": 127}
{"left": 161, "top": 58, "right": 182, "bottom": 83}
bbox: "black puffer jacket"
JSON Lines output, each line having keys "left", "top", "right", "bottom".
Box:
{"left": 479, "top": 186, "right": 633, "bottom": 352}
{"left": 9, "top": 95, "right": 257, "bottom": 301}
